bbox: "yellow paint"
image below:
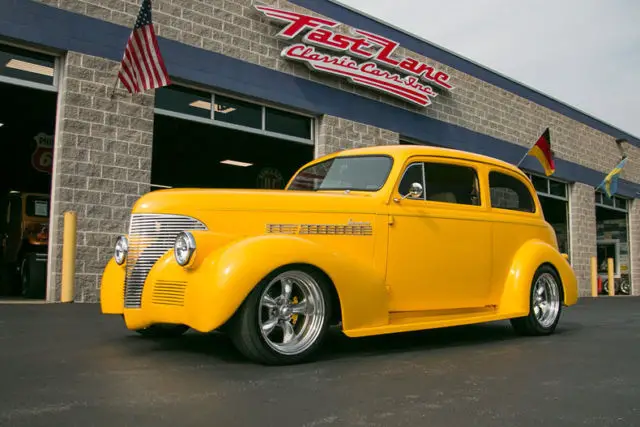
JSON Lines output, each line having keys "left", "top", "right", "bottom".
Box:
{"left": 60, "top": 211, "right": 76, "bottom": 303}
{"left": 591, "top": 256, "right": 598, "bottom": 297}
{"left": 608, "top": 257, "right": 615, "bottom": 296}
{"left": 99, "top": 145, "right": 578, "bottom": 337}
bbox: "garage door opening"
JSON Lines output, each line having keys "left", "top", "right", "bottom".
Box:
{"left": 527, "top": 173, "right": 570, "bottom": 255}
{"left": 595, "top": 192, "right": 631, "bottom": 296}
{"left": 151, "top": 85, "right": 315, "bottom": 191}
{"left": 0, "top": 44, "right": 58, "bottom": 300}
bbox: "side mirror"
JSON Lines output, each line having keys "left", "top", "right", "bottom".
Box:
{"left": 402, "top": 182, "right": 423, "bottom": 199}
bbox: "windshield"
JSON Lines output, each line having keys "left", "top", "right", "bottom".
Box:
{"left": 26, "top": 196, "right": 49, "bottom": 218}
{"left": 287, "top": 155, "right": 393, "bottom": 191}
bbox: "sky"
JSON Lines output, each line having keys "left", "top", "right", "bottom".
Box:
{"left": 337, "top": 0, "right": 640, "bottom": 139}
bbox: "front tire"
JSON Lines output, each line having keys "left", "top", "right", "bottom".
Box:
{"left": 511, "top": 265, "right": 562, "bottom": 336}
{"left": 228, "top": 267, "right": 332, "bottom": 365}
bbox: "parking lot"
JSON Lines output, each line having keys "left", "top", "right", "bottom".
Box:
{"left": 0, "top": 297, "right": 639, "bottom": 427}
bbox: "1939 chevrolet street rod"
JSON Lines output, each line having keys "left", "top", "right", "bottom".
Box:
{"left": 100, "top": 145, "right": 578, "bottom": 365}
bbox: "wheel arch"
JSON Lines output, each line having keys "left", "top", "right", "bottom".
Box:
{"left": 186, "top": 234, "right": 388, "bottom": 334}
{"left": 498, "top": 239, "right": 578, "bottom": 316}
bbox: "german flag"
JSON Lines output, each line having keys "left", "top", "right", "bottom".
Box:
{"left": 528, "top": 128, "right": 555, "bottom": 176}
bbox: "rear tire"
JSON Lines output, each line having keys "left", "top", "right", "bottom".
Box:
{"left": 20, "top": 253, "right": 46, "bottom": 299}
{"left": 511, "top": 265, "right": 562, "bottom": 336}
{"left": 228, "top": 266, "right": 332, "bottom": 365}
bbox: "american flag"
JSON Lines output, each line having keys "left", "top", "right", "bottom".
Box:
{"left": 117, "top": 0, "right": 171, "bottom": 93}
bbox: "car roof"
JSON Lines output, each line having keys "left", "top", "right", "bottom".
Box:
{"left": 324, "top": 144, "right": 524, "bottom": 175}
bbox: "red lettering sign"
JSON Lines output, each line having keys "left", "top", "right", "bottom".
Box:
{"left": 31, "top": 132, "right": 53, "bottom": 175}
{"left": 255, "top": 5, "right": 453, "bottom": 107}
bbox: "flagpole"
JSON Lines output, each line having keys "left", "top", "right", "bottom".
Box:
{"left": 109, "top": 74, "right": 119, "bottom": 99}
{"left": 515, "top": 148, "right": 530, "bottom": 168}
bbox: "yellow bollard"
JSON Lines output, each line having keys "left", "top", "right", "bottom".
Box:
{"left": 60, "top": 211, "right": 77, "bottom": 303}
{"left": 590, "top": 256, "right": 598, "bottom": 297}
{"left": 607, "top": 257, "right": 615, "bottom": 297}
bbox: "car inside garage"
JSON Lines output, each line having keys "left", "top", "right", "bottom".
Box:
{"left": 0, "top": 43, "right": 58, "bottom": 300}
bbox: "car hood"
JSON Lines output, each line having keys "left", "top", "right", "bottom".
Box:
{"left": 131, "top": 188, "right": 386, "bottom": 217}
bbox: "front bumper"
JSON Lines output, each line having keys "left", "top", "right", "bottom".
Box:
{"left": 100, "top": 251, "right": 238, "bottom": 333}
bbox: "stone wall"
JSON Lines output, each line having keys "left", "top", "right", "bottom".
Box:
{"left": 47, "top": 52, "right": 154, "bottom": 302}
{"left": 568, "top": 182, "right": 597, "bottom": 296}
{"left": 628, "top": 200, "right": 640, "bottom": 296}
{"left": 316, "top": 115, "right": 398, "bottom": 158}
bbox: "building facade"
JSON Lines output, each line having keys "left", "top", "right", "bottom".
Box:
{"left": 0, "top": 0, "right": 638, "bottom": 302}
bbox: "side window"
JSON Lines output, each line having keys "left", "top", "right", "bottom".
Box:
{"left": 489, "top": 171, "right": 536, "bottom": 212}
{"left": 424, "top": 162, "right": 481, "bottom": 206}
{"left": 398, "top": 163, "right": 425, "bottom": 199}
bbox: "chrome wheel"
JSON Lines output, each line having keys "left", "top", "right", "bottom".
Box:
{"left": 532, "top": 272, "right": 560, "bottom": 328}
{"left": 258, "top": 270, "right": 326, "bottom": 356}
{"left": 620, "top": 279, "right": 631, "bottom": 295}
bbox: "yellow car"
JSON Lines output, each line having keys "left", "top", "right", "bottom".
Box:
{"left": 100, "top": 145, "right": 578, "bottom": 365}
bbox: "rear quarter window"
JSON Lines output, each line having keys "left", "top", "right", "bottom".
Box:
{"left": 489, "top": 171, "right": 536, "bottom": 213}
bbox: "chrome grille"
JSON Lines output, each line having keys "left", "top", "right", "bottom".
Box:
{"left": 124, "top": 214, "right": 206, "bottom": 308}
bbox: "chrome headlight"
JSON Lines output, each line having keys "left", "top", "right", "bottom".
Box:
{"left": 174, "top": 231, "right": 196, "bottom": 266}
{"left": 114, "top": 235, "right": 128, "bottom": 265}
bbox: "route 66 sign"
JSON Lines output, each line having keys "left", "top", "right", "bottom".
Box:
{"left": 31, "top": 132, "right": 53, "bottom": 174}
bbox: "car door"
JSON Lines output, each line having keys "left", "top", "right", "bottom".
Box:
{"left": 486, "top": 167, "right": 546, "bottom": 304}
{"left": 386, "top": 156, "right": 493, "bottom": 312}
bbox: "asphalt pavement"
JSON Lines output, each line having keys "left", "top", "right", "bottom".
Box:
{"left": 0, "top": 297, "right": 639, "bottom": 427}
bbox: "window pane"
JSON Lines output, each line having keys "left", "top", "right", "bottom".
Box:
{"left": 398, "top": 163, "right": 424, "bottom": 199}
{"left": 424, "top": 163, "right": 480, "bottom": 205}
{"left": 489, "top": 171, "right": 536, "bottom": 212}
{"left": 549, "top": 180, "right": 566, "bottom": 198}
{"left": 601, "top": 194, "right": 614, "bottom": 206}
{"left": 531, "top": 175, "right": 548, "bottom": 193}
{"left": 155, "top": 85, "right": 211, "bottom": 119}
{"left": 25, "top": 195, "right": 49, "bottom": 217}
{"left": 214, "top": 95, "right": 262, "bottom": 129}
{"left": 265, "top": 107, "right": 311, "bottom": 139}
{"left": 0, "top": 44, "right": 55, "bottom": 85}
{"left": 615, "top": 197, "right": 627, "bottom": 210}
{"left": 287, "top": 155, "right": 392, "bottom": 191}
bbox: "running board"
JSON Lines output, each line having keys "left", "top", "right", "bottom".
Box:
{"left": 342, "top": 306, "right": 527, "bottom": 338}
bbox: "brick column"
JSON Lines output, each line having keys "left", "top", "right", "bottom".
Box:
{"left": 628, "top": 199, "right": 640, "bottom": 296}
{"left": 47, "top": 51, "right": 154, "bottom": 302}
{"left": 568, "top": 182, "right": 597, "bottom": 297}
{"left": 315, "top": 115, "right": 398, "bottom": 158}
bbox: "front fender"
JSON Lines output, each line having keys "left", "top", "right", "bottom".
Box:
{"left": 100, "top": 258, "right": 125, "bottom": 314}
{"left": 499, "top": 239, "right": 578, "bottom": 316}
{"left": 146, "top": 233, "right": 389, "bottom": 333}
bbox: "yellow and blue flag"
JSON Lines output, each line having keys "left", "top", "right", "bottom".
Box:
{"left": 597, "top": 156, "right": 628, "bottom": 198}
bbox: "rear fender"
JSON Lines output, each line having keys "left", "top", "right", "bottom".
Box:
{"left": 168, "top": 234, "right": 390, "bottom": 333}
{"left": 499, "top": 239, "right": 578, "bottom": 316}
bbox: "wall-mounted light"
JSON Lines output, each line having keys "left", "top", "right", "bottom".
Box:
{"left": 0, "top": 123, "right": 4, "bottom": 127}
{"left": 188, "top": 100, "right": 236, "bottom": 114}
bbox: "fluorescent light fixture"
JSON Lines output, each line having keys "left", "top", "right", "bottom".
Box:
{"left": 189, "top": 100, "right": 211, "bottom": 110}
{"left": 0, "top": 123, "right": 3, "bottom": 127}
{"left": 220, "top": 159, "right": 253, "bottom": 167}
{"left": 214, "top": 104, "right": 236, "bottom": 114}
{"left": 188, "top": 100, "right": 236, "bottom": 114}
{"left": 5, "top": 59, "right": 54, "bottom": 77}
